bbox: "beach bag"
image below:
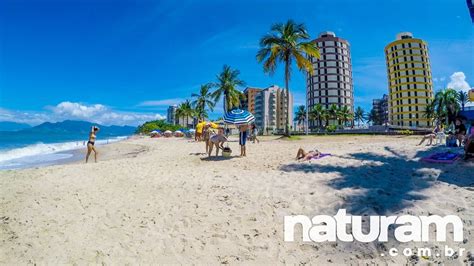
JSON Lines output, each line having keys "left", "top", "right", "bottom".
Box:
{"left": 222, "top": 146, "right": 232, "bottom": 157}
{"left": 446, "top": 136, "right": 458, "bottom": 147}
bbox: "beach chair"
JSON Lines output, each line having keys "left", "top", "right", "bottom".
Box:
{"left": 435, "top": 132, "right": 446, "bottom": 145}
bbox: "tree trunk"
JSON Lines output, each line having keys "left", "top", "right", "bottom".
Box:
{"left": 284, "top": 61, "right": 290, "bottom": 136}
{"left": 223, "top": 91, "right": 227, "bottom": 113}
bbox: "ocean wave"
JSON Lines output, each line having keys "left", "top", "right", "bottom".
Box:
{"left": 0, "top": 136, "right": 128, "bottom": 164}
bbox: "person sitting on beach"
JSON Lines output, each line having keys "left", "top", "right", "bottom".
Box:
{"left": 296, "top": 148, "right": 321, "bottom": 161}
{"left": 454, "top": 118, "right": 466, "bottom": 146}
{"left": 464, "top": 121, "right": 474, "bottom": 153}
{"left": 208, "top": 128, "right": 228, "bottom": 157}
{"left": 86, "top": 126, "right": 99, "bottom": 163}
{"left": 417, "top": 124, "right": 441, "bottom": 146}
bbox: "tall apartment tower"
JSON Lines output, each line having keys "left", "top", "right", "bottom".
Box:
{"left": 385, "top": 32, "right": 433, "bottom": 128}
{"left": 307, "top": 31, "right": 354, "bottom": 128}
{"left": 241, "top": 87, "right": 262, "bottom": 114}
{"left": 167, "top": 105, "right": 177, "bottom": 125}
{"left": 254, "top": 85, "right": 293, "bottom": 134}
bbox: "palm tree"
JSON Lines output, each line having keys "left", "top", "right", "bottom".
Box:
{"left": 309, "top": 103, "right": 325, "bottom": 131}
{"left": 458, "top": 90, "right": 468, "bottom": 112}
{"left": 433, "top": 88, "right": 460, "bottom": 125}
{"left": 175, "top": 105, "right": 184, "bottom": 126}
{"left": 177, "top": 100, "right": 193, "bottom": 128}
{"left": 338, "top": 105, "right": 353, "bottom": 128}
{"left": 192, "top": 84, "right": 215, "bottom": 120}
{"left": 294, "top": 105, "right": 306, "bottom": 132}
{"left": 367, "top": 109, "right": 379, "bottom": 126}
{"left": 423, "top": 99, "right": 437, "bottom": 125}
{"left": 321, "top": 108, "right": 330, "bottom": 128}
{"left": 328, "top": 104, "right": 339, "bottom": 125}
{"left": 256, "top": 19, "right": 320, "bottom": 136}
{"left": 354, "top": 106, "right": 365, "bottom": 128}
{"left": 212, "top": 65, "right": 245, "bottom": 113}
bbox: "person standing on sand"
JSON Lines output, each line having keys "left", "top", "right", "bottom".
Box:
{"left": 250, "top": 124, "right": 260, "bottom": 144}
{"left": 195, "top": 120, "right": 204, "bottom": 141}
{"left": 202, "top": 123, "right": 211, "bottom": 154}
{"left": 238, "top": 124, "right": 249, "bottom": 157}
{"left": 86, "top": 126, "right": 99, "bottom": 163}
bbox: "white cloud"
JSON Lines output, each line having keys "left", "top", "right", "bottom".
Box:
{"left": 447, "top": 72, "right": 471, "bottom": 92}
{"left": 139, "top": 98, "right": 185, "bottom": 107}
{"left": 0, "top": 108, "right": 50, "bottom": 126}
{"left": 51, "top": 101, "right": 108, "bottom": 119}
{"left": 0, "top": 102, "right": 165, "bottom": 126}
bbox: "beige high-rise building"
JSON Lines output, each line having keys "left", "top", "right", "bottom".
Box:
{"left": 306, "top": 31, "right": 354, "bottom": 128}
{"left": 385, "top": 32, "right": 434, "bottom": 128}
{"left": 252, "top": 85, "right": 293, "bottom": 134}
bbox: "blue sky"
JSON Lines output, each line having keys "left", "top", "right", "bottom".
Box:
{"left": 0, "top": 0, "right": 473, "bottom": 125}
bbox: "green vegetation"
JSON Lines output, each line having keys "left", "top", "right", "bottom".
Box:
{"left": 367, "top": 109, "right": 380, "bottom": 126}
{"left": 294, "top": 105, "right": 306, "bottom": 132}
{"left": 191, "top": 84, "right": 215, "bottom": 120}
{"left": 425, "top": 88, "right": 465, "bottom": 126}
{"left": 306, "top": 103, "right": 355, "bottom": 132}
{"left": 211, "top": 65, "right": 245, "bottom": 113}
{"left": 354, "top": 106, "right": 366, "bottom": 127}
{"left": 326, "top": 124, "right": 337, "bottom": 133}
{"left": 257, "top": 19, "right": 320, "bottom": 136}
{"left": 136, "top": 120, "right": 182, "bottom": 134}
{"left": 397, "top": 129, "right": 414, "bottom": 135}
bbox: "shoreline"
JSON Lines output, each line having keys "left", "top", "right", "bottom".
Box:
{"left": 0, "top": 136, "right": 133, "bottom": 171}
{"left": 1, "top": 135, "right": 473, "bottom": 264}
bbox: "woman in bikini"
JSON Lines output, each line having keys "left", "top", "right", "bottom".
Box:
{"left": 296, "top": 148, "right": 321, "bottom": 161}
{"left": 86, "top": 126, "right": 99, "bottom": 163}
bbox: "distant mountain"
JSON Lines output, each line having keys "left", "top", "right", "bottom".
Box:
{"left": 23, "top": 120, "right": 136, "bottom": 136}
{"left": 0, "top": 121, "right": 31, "bottom": 131}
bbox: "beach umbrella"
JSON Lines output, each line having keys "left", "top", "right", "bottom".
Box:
{"left": 164, "top": 130, "right": 172, "bottom": 134}
{"left": 223, "top": 109, "right": 255, "bottom": 125}
{"left": 188, "top": 129, "right": 196, "bottom": 133}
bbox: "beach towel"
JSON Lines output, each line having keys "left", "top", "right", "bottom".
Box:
{"left": 421, "top": 152, "right": 460, "bottom": 164}
{"left": 310, "top": 153, "right": 331, "bottom": 160}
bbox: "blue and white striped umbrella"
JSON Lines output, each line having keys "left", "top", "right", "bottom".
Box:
{"left": 223, "top": 109, "right": 255, "bottom": 125}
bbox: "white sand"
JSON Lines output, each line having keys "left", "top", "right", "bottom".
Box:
{"left": 1, "top": 135, "right": 473, "bottom": 264}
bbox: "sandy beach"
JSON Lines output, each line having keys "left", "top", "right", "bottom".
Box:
{"left": 1, "top": 135, "right": 473, "bottom": 264}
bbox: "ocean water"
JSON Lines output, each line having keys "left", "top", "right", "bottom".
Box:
{"left": 0, "top": 131, "right": 128, "bottom": 170}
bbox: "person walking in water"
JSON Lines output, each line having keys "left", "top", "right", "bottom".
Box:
{"left": 86, "top": 126, "right": 100, "bottom": 163}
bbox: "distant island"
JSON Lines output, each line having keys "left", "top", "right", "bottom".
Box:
{"left": 20, "top": 120, "right": 136, "bottom": 136}
{"left": 0, "top": 120, "right": 136, "bottom": 148}
{"left": 0, "top": 121, "right": 31, "bottom": 131}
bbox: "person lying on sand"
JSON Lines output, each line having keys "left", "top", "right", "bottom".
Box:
{"left": 296, "top": 148, "right": 321, "bottom": 161}
{"left": 208, "top": 128, "right": 228, "bottom": 157}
